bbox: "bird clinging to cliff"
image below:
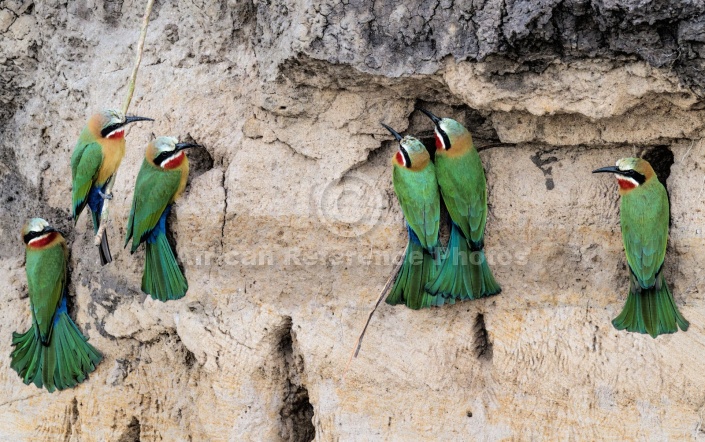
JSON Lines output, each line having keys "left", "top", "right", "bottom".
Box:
{"left": 593, "top": 158, "right": 689, "bottom": 337}
{"left": 382, "top": 123, "right": 444, "bottom": 309}
{"left": 125, "top": 136, "right": 199, "bottom": 301}
{"left": 11, "top": 218, "right": 102, "bottom": 392}
{"left": 71, "top": 109, "right": 153, "bottom": 265}
{"left": 418, "top": 109, "right": 501, "bottom": 301}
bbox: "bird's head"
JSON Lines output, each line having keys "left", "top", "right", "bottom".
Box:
{"left": 592, "top": 157, "right": 656, "bottom": 193}
{"left": 147, "top": 136, "right": 201, "bottom": 169}
{"left": 88, "top": 109, "right": 153, "bottom": 140}
{"left": 381, "top": 123, "right": 430, "bottom": 171}
{"left": 418, "top": 108, "right": 473, "bottom": 155}
{"left": 22, "top": 218, "right": 61, "bottom": 248}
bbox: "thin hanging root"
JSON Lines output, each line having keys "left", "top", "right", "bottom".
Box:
{"left": 93, "top": 0, "right": 155, "bottom": 247}
{"left": 342, "top": 245, "right": 406, "bottom": 379}
{"left": 121, "top": 0, "right": 155, "bottom": 116}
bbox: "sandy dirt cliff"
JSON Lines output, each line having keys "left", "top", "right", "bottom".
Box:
{"left": 1, "top": 0, "right": 705, "bottom": 440}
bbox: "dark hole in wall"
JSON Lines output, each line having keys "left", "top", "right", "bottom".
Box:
{"left": 103, "top": 0, "right": 124, "bottom": 25}
{"left": 182, "top": 134, "right": 214, "bottom": 180}
{"left": 184, "top": 348, "right": 196, "bottom": 368}
{"left": 642, "top": 145, "right": 674, "bottom": 186}
{"left": 642, "top": 145, "right": 674, "bottom": 226}
{"left": 474, "top": 313, "right": 493, "bottom": 361}
{"left": 278, "top": 317, "right": 315, "bottom": 442}
{"left": 116, "top": 417, "right": 141, "bottom": 442}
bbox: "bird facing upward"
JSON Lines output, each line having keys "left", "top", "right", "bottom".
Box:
{"left": 419, "top": 109, "right": 501, "bottom": 301}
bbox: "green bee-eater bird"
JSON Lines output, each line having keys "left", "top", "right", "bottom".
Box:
{"left": 125, "top": 136, "right": 199, "bottom": 302}
{"left": 418, "top": 109, "right": 501, "bottom": 300}
{"left": 10, "top": 218, "right": 102, "bottom": 392}
{"left": 382, "top": 124, "right": 444, "bottom": 309}
{"left": 71, "top": 109, "right": 153, "bottom": 265}
{"left": 593, "top": 158, "right": 689, "bottom": 338}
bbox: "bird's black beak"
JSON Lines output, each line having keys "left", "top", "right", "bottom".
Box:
{"left": 592, "top": 166, "right": 621, "bottom": 174}
{"left": 381, "top": 123, "right": 403, "bottom": 142}
{"left": 418, "top": 108, "right": 442, "bottom": 126}
{"left": 175, "top": 142, "right": 201, "bottom": 152}
{"left": 124, "top": 115, "right": 155, "bottom": 125}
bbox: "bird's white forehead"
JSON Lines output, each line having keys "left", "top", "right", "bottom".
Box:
{"left": 27, "top": 217, "right": 49, "bottom": 232}
{"left": 154, "top": 136, "right": 179, "bottom": 152}
{"left": 102, "top": 109, "right": 124, "bottom": 124}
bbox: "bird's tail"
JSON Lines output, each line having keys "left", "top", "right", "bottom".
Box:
{"left": 426, "top": 223, "right": 501, "bottom": 300}
{"left": 10, "top": 299, "right": 102, "bottom": 393}
{"left": 386, "top": 228, "right": 443, "bottom": 309}
{"left": 612, "top": 274, "right": 689, "bottom": 338}
{"left": 143, "top": 231, "right": 188, "bottom": 301}
{"left": 89, "top": 190, "right": 112, "bottom": 266}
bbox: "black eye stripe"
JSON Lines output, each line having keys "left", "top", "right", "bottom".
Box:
{"left": 618, "top": 169, "right": 646, "bottom": 184}
{"left": 23, "top": 231, "right": 45, "bottom": 244}
{"left": 101, "top": 123, "right": 123, "bottom": 138}
{"left": 154, "top": 151, "right": 175, "bottom": 166}
{"left": 438, "top": 128, "right": 451, "bottom": 150}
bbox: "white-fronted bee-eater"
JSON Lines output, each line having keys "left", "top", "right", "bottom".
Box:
{"left": 71, "top": 109, "right": 153, "bottom": 265}
{"left": 418, "top": 109, "right": 501, "bottom": 301}
{"left": 382, "top": 123, "right": 444, "bottom": 309}
{"left": 11, "top": 218, "right": 102, "bottom": 392}
{"left": 593, "top": 158, "right": 689, "bottom": 337}
{"left": 125, "top": 136, "right": 199, "bottom": 302}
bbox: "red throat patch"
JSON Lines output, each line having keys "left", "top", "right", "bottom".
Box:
{"left": 434, "top": 133, "right": 443, "bottom": 150}
{"left": 107, "top": 129, "right": 125, "bottom": 139}
{"left": 395, "top": 151, "right": 404, "bottom": 166}
{"left": 163, "top": 151, "right": 185, "bottom": 169}
{"left": 28, "top": 232, "right": 57, "bottom": 248}
{"left": 617, "top": 177, "right": 637, "bottom": 190}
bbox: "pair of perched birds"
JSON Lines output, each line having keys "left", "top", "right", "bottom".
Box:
{"left": 12, "top": 110, "right": 198, "bottom": 392}
{"left": 383, "top": 109, "right": 501, "bottom": 310}
{"left": 385, "top": 109, "right": 688, "bottom": 339}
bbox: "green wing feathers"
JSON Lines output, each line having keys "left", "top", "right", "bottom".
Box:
{"left": 127, "top": 160, "right": 187, "bottom": 301}
{"left": 435, "top": 150, "right": 487, "bottom": 246}
{"left": 392, "top": 165, "right": 440, "bottom": 251}
{"left": 621, "top": 182, "right": 669, "bottom": 288}
{"left": 125, "top": 160, "right": 182, "bottom": 252}
{"left": 615, "top": 178, "right": 687, "bottom": 337}
{"left": 71, "top": 142, "right": 103, "bottom": 220}
{"left": 25, "top": 246, "right": 65, "bottom": 343}
{"left": 11, "top": 243, "right": 102, "bottom": 392}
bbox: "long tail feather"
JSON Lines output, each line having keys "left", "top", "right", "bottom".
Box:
{"left": 143, "top": 232, "right": 188, "bottom": 301}
{"left": 9, "top": 299, "right": 102, "bottom": 392}
{"left": 613, "top": 275, "right": 689, "bottom": 338}
{"left": 386, "top": 228, "right": 443, "bottom": 309}
{"left": 426, "top": 224, "right": 501, "bottom": 300}
{"left": 98, "top": 229, "right": 112, "bottom": 265}
{"left": 88, "top": 184, "right": 112, "bottom": 265}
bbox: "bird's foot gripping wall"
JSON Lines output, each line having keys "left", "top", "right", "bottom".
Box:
{"left": 1, "top": 0, "right": 705, "bottom": 440}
